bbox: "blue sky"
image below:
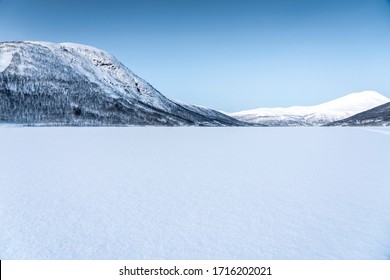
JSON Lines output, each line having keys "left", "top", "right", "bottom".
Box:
{"left": 1, "top": 0, "right": 390, "bottom": 111}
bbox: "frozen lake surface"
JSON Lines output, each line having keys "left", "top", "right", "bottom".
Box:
{"left": 0, "top": 127, "right": 389, "bottom": 259}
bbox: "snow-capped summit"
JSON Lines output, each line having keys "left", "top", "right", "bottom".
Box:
{"left": 229, "top": 91, "right": 390, "bottom": 126}
{"left": 0, "top": 41, "right": 243, "bottom": 126}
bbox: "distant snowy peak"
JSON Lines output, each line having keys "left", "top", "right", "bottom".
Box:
{"left": 310, "top": 91, "right": 389, "bottom": 112}
{"left": 229, "top": 91, "right": 390, "bottom": 126}
{"left": 0, "top": 41, "right": 243, "bottom": 126}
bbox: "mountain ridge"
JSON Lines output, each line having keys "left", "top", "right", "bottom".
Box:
{"left": 1, "top": 41, "right": 389, "bottom": 127}
{"left": 229, "top": 91, "right": 390, "bottom": 126}
{"left": 0, "top": 41, "right": 245, "bottom": 126}
{"left": 327, "top": 102, "right": 390, "bottom": 127}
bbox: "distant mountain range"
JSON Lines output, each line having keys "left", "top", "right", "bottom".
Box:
{"left": 327, "top": 102, "right": 390, "bottom": 127}
{"left": 229, "top": 91, "right": 390, "bottom": 126}
{"left": 0, "top": 41, "right": 243, "bottom": 126}
{"left": 1, "top": 41, "right": 389, "bottom": 127}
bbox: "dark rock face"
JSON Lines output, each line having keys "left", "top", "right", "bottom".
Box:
{"left": 0, "top": 41, "right": 244, "bottom": 126}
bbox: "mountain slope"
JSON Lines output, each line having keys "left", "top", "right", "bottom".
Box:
{"left": 0, "top": 41, "right": 244, "bottom": 126}
{"left": 327, "top": 102, "right": 390, "bottom": 126}
{"left": 229, "top": 91, "right": 390, "bottom": 126}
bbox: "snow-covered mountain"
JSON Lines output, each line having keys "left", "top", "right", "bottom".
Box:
{"left": 0, "top": 41, "right": 244, "bottom": 126}
{"left": 328, "top": 102, "right": 390, "bottom": 127}
{"left": 229, "top": 91, "right": 390, "bottom": 126}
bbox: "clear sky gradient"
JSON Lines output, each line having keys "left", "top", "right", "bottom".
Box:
{"left": 1, "top": 0, "right": 389, "bottom": 111}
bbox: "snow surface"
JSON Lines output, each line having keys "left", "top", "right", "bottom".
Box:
{"left": 230, "top": 91, "right": 390, "bottom": 126}
{"left": 0, "top": 127, "right": 390, "bottom": 260}
{"left": 0, "top": 50, "right": 14, "bottom": 73}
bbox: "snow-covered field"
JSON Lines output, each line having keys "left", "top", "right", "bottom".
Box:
{"left": 0, "top": 127, "right": 389, "bottom": 260}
